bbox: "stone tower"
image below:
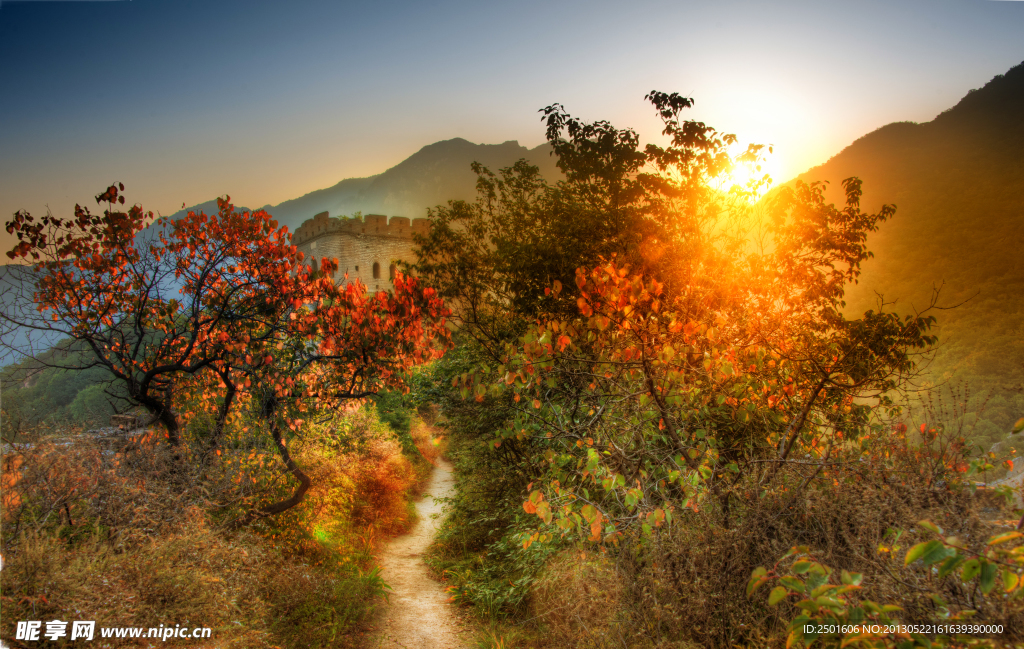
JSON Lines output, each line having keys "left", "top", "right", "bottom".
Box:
{"left": 290, "top": 211, "right": 429, "bottom": 293}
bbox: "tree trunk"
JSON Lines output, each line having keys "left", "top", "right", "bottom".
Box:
{"left": 230, "top": 395, "right": 312, "bottom": 528}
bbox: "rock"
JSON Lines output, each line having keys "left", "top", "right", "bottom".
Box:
{"left": 110, "top": 414, "right": 141, "bottom": 430}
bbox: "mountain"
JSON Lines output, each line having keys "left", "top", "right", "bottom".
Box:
{"left": 0, "top": 264, "right": 59, "bottom": 367}
{"left": 166, "top": 139, "right": 560, "bottom": 231}
{"left": 796, "top": 61, "right": 1024, "bottom": 444}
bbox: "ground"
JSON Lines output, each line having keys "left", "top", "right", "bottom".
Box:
{"left": 371, "top": 459, "right": 472, "bottom": 649}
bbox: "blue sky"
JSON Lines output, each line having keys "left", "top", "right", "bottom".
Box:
{"left": 1, "top": 0, "right": 1021, "bottom": 251}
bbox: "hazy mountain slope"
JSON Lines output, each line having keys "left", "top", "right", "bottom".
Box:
{"left": 164, "top": 139, "right": 560, "bottom": 231}
{"left": 796, "top": 61, "right": 1024, "bottom": 443}
{"left": 265, "top": 138, "right": 559, "bottom": 229}
{"left": 0, "top": 264, "right": 62, "bottom": 367}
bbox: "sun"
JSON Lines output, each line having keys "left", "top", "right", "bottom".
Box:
{"left": 721, "top": 140, "right": 783, "bottom": 201}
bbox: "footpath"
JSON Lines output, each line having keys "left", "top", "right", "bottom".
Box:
{"left": 371, "top": 459, "right": 471, "bottom": 649}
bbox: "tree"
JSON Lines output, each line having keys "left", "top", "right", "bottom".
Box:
{"left": 425, "top": 92, "right": 937, "bottom": 542}
{"left": 410, "top": 93, "right": 771, "bottom": 356}
{"left": 2, "top": 184, "right": 449, "bottom": 519}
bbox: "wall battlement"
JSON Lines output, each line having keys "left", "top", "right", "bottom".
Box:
{"left": 291, "top": 211, "right": 429, "bottom": 247}
{"left": 290, "top": 210, "right": 428, "bottom": 293}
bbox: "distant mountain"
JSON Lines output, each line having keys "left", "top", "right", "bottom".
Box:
{"left": 0, "top": 264, "right": 62, "bottom": 367}
{"left": 165, "top": 198, "right": 240, "bottom": 221}
{"left": 166, "top": 139, "right": 560, "bottom": 231}
{"left": 796, "top": 61, "right": 1024, "bottom": 443}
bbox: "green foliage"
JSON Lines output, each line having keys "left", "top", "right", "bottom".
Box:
{"left": 268, "top": 562, "right": 392, "bottom": 649}
{"left": 748, "top": 548, "right": 926, "bottom": 648}
{"left": 430, "top": 508, "right": 565, "bottom": 619}
{"left": 749, "top": 520, "right": 1024, "bottom": 649}
{"left": 902, "top": 518, "right": 1024, "bottom": 600}
{"left": 1, "top": 347, "right": 125, "bottom": 437}
{"left": 68, "top": 383, "right": 115, "bottom": 423}
{"left": 409, "top": 92, "right": 769, "bottom": 355}
{"left": 422, "top": 343, "right": 555, "bottom": 620}
{"left": 373, "top": 388, "right": 415, "bottom": 454}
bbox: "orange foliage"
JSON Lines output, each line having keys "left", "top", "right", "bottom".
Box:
{"left": 1, "top": 453, "right": 26, "bottom": 509}
{"left": 345, "top": 437, "right": 418, "bottom": 533}
{"left": 409, "top": 420, "right": 445, "bottom": 466}
{"left": 467, "top": 251, "right": 942, "bottom": 541}
{"left": 1, "top": 442, "right": 105, "bottom": 537}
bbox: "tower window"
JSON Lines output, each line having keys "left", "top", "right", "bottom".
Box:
{"left": 372, "top": 262, "right": 380, "bottom": 279}
{"left": 389, "top": 263, "right": 396, "bottom": 280}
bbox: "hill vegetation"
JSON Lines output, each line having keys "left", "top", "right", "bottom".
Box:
{"left": 797, "top": 62, "right": 1024, "bottom": 448}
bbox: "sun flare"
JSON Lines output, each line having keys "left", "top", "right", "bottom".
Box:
{"left": 722, "top": 141, "right": 783, "bottom": 201}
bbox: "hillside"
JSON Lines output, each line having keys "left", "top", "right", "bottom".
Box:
{"left": 166, "top": 139, "right": 560, "bottom": 231}
{"left": 796, "top": 61, "right": 1024, "bottom": 444}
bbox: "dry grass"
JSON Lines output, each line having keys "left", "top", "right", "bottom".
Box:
{"left": 1, "top": 408, "right": 439, "bottom": 648}
{"left": 528, "top": 548, "right": 628, "bottom": 649}
{"left": 615, "top": 464, "right": 1023, "bottom": 648}
{"left": 1, "top": 522, "right": 275, "bottom": 647}
{"left": 1, "top": 433, "right": 195, "bottom": 553}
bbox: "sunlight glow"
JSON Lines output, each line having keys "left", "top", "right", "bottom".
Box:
{"left": 722, "top": 141, "right": 783, "bottom": 201}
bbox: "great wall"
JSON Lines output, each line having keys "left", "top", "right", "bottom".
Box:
{"left": 291, "top": 211, "right": 430, "bottom": 293}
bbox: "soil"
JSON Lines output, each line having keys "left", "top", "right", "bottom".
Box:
{"left": 370, "top": 459, "right": 473, "bottom": 648}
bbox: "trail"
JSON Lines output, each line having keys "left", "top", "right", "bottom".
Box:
{"left": 371, "top": 458, "right": 471, "bottom": 648}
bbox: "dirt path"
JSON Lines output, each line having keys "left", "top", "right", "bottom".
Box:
{"left": 370, "top": 459, "right": 472, "bottom": 648}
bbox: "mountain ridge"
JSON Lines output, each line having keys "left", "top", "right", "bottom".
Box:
{"left": 165, "top": 138, "right": 560, "bottom": 231}
{"left": 796, "top": 60, "right": 1024, "bottom": 443}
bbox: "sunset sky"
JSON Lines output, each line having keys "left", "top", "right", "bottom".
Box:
{"left": 1, "top": 0, "right": 1021, "bottom": 253}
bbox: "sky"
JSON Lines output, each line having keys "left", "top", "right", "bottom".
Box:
{"left": 1, "top": 0, "right": 1022, "bottom": 253}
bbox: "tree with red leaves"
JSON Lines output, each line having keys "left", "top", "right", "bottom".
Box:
{"left": 2, "top": 184, "right": 449, "bottom": 519}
